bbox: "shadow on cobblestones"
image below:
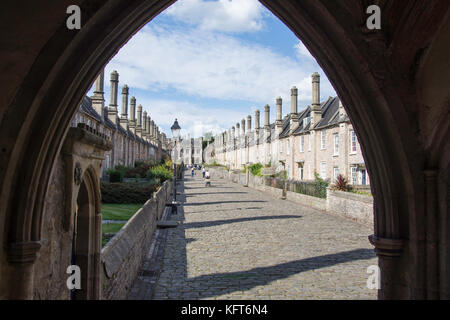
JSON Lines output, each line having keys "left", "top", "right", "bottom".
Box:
{"left": 130, "top": 173, "right": 377, "bottom": 300}
{"left": 183, "top": 215, "right": 302, "bottom": 229}
{"left": 179, "top": 248, "right": 375, "bottom": 299}
{"left": 184, "top": 200, "right": 268, "bottom": 206}
{"left": 186, "top": 191, "right": 248, "bottom": 196}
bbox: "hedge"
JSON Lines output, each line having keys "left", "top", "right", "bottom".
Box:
{"left": 101, "top": 182, "right": 158, "bottom": 204}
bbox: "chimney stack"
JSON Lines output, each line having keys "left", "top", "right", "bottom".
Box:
{"left": 276, "top": 97, "right": 282, "bottom": 125}
{"left": 136, "top": 105, "right": 143, "bottom": 137}
{"left": 241, "top": 119, "right": 245, "bottom": 136}
{"left": 264, "top": 104, "right": 270, "bottom": 129}
{"left": 91, "top": 69, "right": 105, "bottom": 119}
{"left": 108, "top": 70, "right": 119, "bottom": 125}
{"left": 311, "top": 72, "right": 322, "bottom": 126}
{"left": 290, "top": 86, "right": 299, "bottom": 133}
{"left": 247, "top": 115, "right": 251, "bottom": 131}
{"left": 119, "top": 85, "right": 129, "bottom": 130}
{"left": 255, "top": 110, "right": 260, "bottom": 130}
{"left": 129, "top": 96, "right": 136, "bottom": 132}
{"left": 142, "top": 111, "right": 147, "bottom": 138}
{"left": 276, "top": 97, "right": 283, "bottom": 136}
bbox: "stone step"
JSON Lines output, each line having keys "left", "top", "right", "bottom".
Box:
{"left": 156, "top": 221, "right": 179, "bottom": 229}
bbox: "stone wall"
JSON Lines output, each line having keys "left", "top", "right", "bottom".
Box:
{"left": 208, "top": 167, "right": 372, "bottom": 227}
{"left": 101, "top": 180, "right": 172, "bottom": 299}
{"left": 326, "top": 189, "right": 373, "bottom": 227}
{"left": 33, "top": 156, "right": 73, "bottom": 299}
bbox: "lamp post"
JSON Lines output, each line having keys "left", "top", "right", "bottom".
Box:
{"left": 171, "top": 119, "right": 181, "bottom": 213}
{"left": 279, "top": 160, "right": 287, "bottom": 200}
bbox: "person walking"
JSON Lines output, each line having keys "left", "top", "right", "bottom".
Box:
{"left": 191, "top": 167, "right": 195, "bottom": 178}
{"left": 202, "top": 167, "right": 206, "bottom": 178}
{"left": 205, "top": 169, "right": 211, "bottom": 187}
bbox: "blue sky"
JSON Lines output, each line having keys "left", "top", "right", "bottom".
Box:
{"left": 89, "top": 0, "right": 336, "bottom": 138}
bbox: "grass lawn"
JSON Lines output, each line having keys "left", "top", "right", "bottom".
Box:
{"left": 101, "top": 203, "right": 143, "bottom": 220}
{"left": 102, "top": 222, "right": 126, "bottom": 247}
{"left": 101, "top": 203, "right": 143, "bottom": 247}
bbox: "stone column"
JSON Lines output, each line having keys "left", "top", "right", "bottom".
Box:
{"left": 311, "top": 72, "right": 322, "bottom": 126}
{"left": 108, "top": 70, "right": 119, "bottom": 124}
{"left": 119, "top": 85, "right": 129, "bottom": 130}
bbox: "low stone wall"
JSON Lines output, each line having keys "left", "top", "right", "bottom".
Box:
{"left": 326, "top": 189, "right": 373, "bottom": 227}
{"left": 208, "top": 167, "right": 371, "bottom": 226}
{"left": 101, "top": 180, "right": 172, "bottom": 299}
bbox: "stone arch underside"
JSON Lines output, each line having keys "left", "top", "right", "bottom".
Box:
{"left": 0, "top": 0, "right": 448, "bottom": 299}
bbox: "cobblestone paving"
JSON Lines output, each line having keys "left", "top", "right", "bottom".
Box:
{"left": 137, "top": 174, "right": 377, "bottom": 300}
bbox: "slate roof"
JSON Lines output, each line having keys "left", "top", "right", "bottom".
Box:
{"left": 78, "top": 95, "right": 154, "bottom": 146}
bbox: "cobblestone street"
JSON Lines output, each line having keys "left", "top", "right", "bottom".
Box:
{"left": 129, "top": 173, "right": 377, "bottom": 300}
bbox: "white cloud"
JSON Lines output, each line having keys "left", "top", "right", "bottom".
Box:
{"left": 294, "top": 41, "right": 314, "bottom": 60}
{"left": 165, "top": 0, "right": 265, "bottom": 33}
{"left": 104, "top": 24, "right": 334, "bottom": 106}
{"left": 132, "top": 97, "right": 249, "bottom": 137}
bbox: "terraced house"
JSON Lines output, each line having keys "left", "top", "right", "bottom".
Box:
{"left": 205, "top": 72, "right": 369, "bottom": 186}
{"left": 72, "top": 69, "right": 169, "bottom": 176}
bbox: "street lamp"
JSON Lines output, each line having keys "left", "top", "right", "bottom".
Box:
{"left": 279, "top": 160, "right": 287, "bottom": 200}
{"left": 171, "top": 119, "right": 181, "bottom": 213}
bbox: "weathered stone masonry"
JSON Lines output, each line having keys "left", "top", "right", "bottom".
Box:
{"left": 101, "top": 181, "right": 173, "bottom": 299}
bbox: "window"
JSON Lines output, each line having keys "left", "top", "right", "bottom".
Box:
{"left": 350, "top": 129, "right": 357, "bottom": 153}
{"left": 333, "top": 133, "right": 339, "bottom": 155}
{"left": 303, "top": 116, "right": 310, "bottom": 128}
{"left": 351, "top": 166, "right": 357, "bottom": 185}
{"left": 321, "top": 130, "right": 326, "bottom": 149}
{"left": 299, "top": 165, "right": 304, "bottom": 180}
{"left": 361, "top": 169, "right": 367, "bottom": 185}
{"left": 300, "top": 136, "right": 304, "bottom": 152}
{"left": 320, "top": 162, "right": 326, "bottom": 179}
{"left": 333, "top": 167, "right": 339, "bottom": 181}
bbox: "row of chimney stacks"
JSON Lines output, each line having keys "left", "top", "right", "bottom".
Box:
{"left": 91, "top": 69, "right": 164, "bottom": 145}
{"left": 223, "top": 72, "right": 321, "bottom": 141}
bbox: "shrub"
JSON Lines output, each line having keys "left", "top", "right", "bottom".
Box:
{"left": 249, "top": 163, "right": 263, "bottom": 177}
{"left": 314, "top": 172, "right": 329, "bottom": 198}
{"left": 108, "top": 169, "right": 123, "bottom": 183}
{"left": 334, "top": 174, "right": 349, "bottom": 191}
{"left": 147, "top": 165, "right": 172, "bottom": 183}
{"left": 101, "top": 182, "right": 158, "bottom": 203}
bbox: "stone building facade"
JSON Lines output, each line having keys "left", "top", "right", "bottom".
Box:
{"left": 205, "top": 72, "right": 370, "bottom": 186}
{"left": 172, "top": 135, "right": 203, "bottom": 165}
{"left": 73, "top": 70, "right": 169, "bottom": 176}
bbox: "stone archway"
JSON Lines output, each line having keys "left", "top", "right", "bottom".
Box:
{"left": 71, "top": 167, "right": 102, "bottom": 300}
{"left": 0, "top": 0, "right": 448, "bottom": 299}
